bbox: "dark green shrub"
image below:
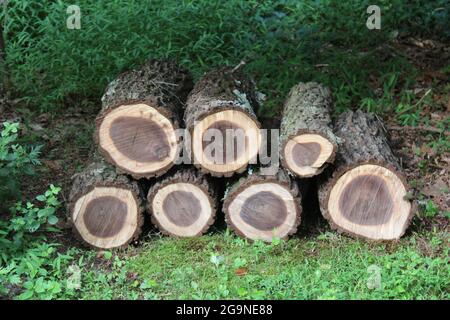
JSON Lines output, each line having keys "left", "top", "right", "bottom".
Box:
{"left": 3, "top": 0, "right": 448, "bottom": 113}
{"left": 0, "top": 122, "right": 41, "bottom": 208}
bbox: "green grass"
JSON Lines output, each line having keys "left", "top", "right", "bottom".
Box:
{"left": 60, "top": 230, "right": 448, "bottom": 300}
{"left": 2, "top": 0, "right": 449, "bottom": 114}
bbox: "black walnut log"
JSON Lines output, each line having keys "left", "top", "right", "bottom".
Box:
{"left": 280, "top": 82, "right": 338, "bottom": 177}
{"left": 147, "top": 168, "right": 216, "bottom": 237}
{"left": 184, "top": 67, "right": 261, "bottom": 177}
{"left": 96, "top": 60, "right": 193, "bottom": 179}
{"left": 318, "top": 110, "right": 413, "bottom": 240}
{"left": 223, "top": 168, "right": 301, "bottom": 241}
{"left": 68, "top": 162, "right": 144, "bottom": 249}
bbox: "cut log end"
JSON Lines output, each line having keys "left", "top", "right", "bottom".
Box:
{"left": 97, "top": 102, "right": 178, "bottom": 178}
{"left": 283, "top": 133, "right": 335, "bottom": 177}
{"left": 327, "top": 164, "right": 412, "bottom": 240}
{"left": 192, "top": 109, "right": 260, "bottom": 177}
{"left": 149, "top": 182, "right": 215, "bottom": 237}
{"left": 225, "top": 181, "right": 300, "bottom": 242}
{"left": 72, "top": 186, "right": 141, "bottom": 249}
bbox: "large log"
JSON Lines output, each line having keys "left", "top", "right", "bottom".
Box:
{"left": 147, "top": 168, "right": 217, "bottom": 237}
{"left": 318, "top": 110, "right": 413, "bottom": 240}
{"left": 280, "top": 82, "right": 338, "bottom": 177}
{"left": 184, "top": 67, "right": 261, "bottom": 177}
{"left": 68, "top": 162, "right": 144, "bottom": 249}
{"left": 95, "top": 60, "right": 193, "bottom": 179}
{"left": 223, "top": 168, "right": 301, "bottom": 242}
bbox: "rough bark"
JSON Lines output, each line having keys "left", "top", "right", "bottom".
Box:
{"left": 280, "top": 82, "right": 338, "bottom": 177}
{"left": 95, "top": 59, "right": 193, "bottom": 179}
{"left": 223, "top": 167, "right": 302, "bottom": 241}
{"left": 147, "top": 167, "right": 217, "bottom": 237}
{"left": 184, "top": 67, "right": 259, "bottom": 129}
{"left": 184, "top": 67, "right": 261, "bottom": 177}
{"left": 101, "top": 59, "right": 193, "bottom": 115}
{"left": 68, "top": 161, "right": 144, "bottom": 249}
{"left": 318, "top": 110, "right": 414, "bottom": 240}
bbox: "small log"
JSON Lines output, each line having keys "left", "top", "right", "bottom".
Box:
{"left": 147, "top": 168, "right": 216, "bottom": 237}
{"left": 68, "top": 162, "right": 144, "bottom": 249}
{"left": 96, "top": 60, "right": 193, "bottom": 179}
{"left": 318, "top": 110, "right": 413, "bottom": 240}
{"left": 223, "top": 168, "right": 301, "bottom": 242}
{"left": 280, "top": 82, "right": 338, "bottom": 177}
{"left": 184, "top": 67, "right": 261, "bottom": 177}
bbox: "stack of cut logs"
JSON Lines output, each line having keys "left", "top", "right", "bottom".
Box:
{"left": 68, "top": 60, "right": 414, "bottom": 249}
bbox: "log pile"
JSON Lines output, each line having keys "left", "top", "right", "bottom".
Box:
{"left": 68, "top": 59, "right": 414, "bottom": 249}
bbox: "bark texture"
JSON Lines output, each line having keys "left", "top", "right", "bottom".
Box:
{"left": 100, "top": 59, "right": 193, "bottom": 115}
{"left": 280, "top": 82, "right": 339, "bottom": 177}
{"left": 184, "top": 66, "right": 260, "bottom": 130}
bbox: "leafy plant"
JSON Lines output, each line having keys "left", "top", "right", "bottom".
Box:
{"left": 0, "top": 185, "right": 65, "bottom": 299}
{"left": 421, "top": 200, "right": 439, "bottom": 218}
{"left": 396, "top": 89, "right": 432, "bottom": 126}
{"left": 0, "top": 122, "right": 42, "bottom": 206}
{"left": 7, "top": 184, "right": 61, "bottom": 247}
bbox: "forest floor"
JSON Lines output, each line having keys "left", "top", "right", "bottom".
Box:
{"left": 1, "top": 35, "right": 449, "bottom": 300}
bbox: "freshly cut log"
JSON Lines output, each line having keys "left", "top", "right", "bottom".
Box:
{"left": 184, "top": 67, "right": 261, "bottom": 177}
{"left": 280, "top": 82, "right": 338, "bottom": 177}
{"left": 96, "top": 60, "right": 193, "bottom": 179}
{"left": 68, "top": 162, "right": 144, "bottom": 249}
{"left": 318, "top": 110, "right": 413, "bottom": 240}
{"left": 147, "top": 168, "right": 216, "bottom": 237}
{"left": 223, "top": 169, "right": 301, "bottom": 241}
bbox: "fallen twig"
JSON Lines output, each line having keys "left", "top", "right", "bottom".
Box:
{"left": 388, "top": 125, "right": 449, "bottom": 136}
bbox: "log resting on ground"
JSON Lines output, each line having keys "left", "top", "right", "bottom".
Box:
{"left": 318, "top": 110, "right": 413, "bottom": 240}
{"left": 68, "top": 162, "right": 144, "bottom": 249}
{"left": 147, "top": 168, "right": 217, "bottom": 237}
{"left": 223, "top": 168, "right": 301, "bottom": 242}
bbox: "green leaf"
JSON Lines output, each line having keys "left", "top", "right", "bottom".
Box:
{"left": 140, "top": 279, "right": 156, "bottom": 290}
{"left": 17, "top": 290, "right": 34, "bottom": 300}
{"left": 47, "top": 215, "right": 58, "bottom": 225}
{"left": 34, "top": 277, "right": 46, "bottom": 293}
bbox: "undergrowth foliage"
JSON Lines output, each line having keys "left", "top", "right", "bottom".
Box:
{"left": 0, "top": 185, "right": 64, "bottom": 299}
{"left": 2, "top": 0, "right": 449, "bottom": 113}
{"left": 0, "top": 122, "right": 68, "bottom": 299}
{"left": 0, "top": 122, "right": 41, "bottom": 207}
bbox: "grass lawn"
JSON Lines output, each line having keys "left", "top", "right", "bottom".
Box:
{"left": 128, "top": 233, "right": 450, "bottom": 299}
{"left": 72, "top": 230, "right": 449, "bottom": 300}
